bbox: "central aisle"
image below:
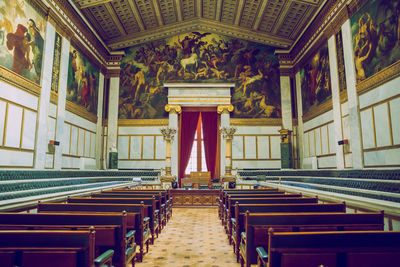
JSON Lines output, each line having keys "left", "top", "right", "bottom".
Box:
{"left": 135, "top": 208, "right": 241, "bottom": 267}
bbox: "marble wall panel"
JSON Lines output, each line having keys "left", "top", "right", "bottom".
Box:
{"left": 390, "top": 98, "right": 400, "bottom": 145}
{"left": 317, "top": 155, "right": 336, "bottom": 169}
{"left": 374, "top": 103, "right": 391, "bottom": 147}
{"left": 304, "top": 132, "right": 309, "bottom": 158}
{"left": 321, "top": 125, "right": 329, "bottom": 155}
{"left": 0, "top": 150, "right": 34, "bottom": 167}
{"left": 155, "top": 136, "right": 166, "bottom": 159}
{"left": 84, "top": 131, "right": 91, "bottom": 157}
{"left": 118, "top": 136, "right": 130, "bottom": 159}
{"left": 364, "top": 148, "right": 400, "bottom": 166}
{"left": 63, "top": 124, "right": 71, "bottom": 154}
{"left": 359, "top": 76, "right": 400, "bottom": 109}
{"left": 48, "top": 103, "right": 57, "bottom": 118}
{"left": 244, "top": 136, "right": 257, "bottom": 159}
{"left": 328, "top": 123, "right": 336, "bottom": 154}
{"left": 91, "top": 132, "right": 96, "bottom": 157}
{"left": 309, "top": 130, "right": 315, "bottom": 156}
{"left": 45, "top": 154, "right": 54, "bottom": 169}
{"left": 270, "top": 136, "right": 281, "bottom": 159}
{"left": 118, "top": 160, "right": 165, "bottom": 169}
{"left": 130, "top": 136, "right": 142, "bottom": 159}
{"left": 315, "top": 128, "right": 322, "bottom": 156}
{"left": 257, "top": 136, "right": 269, "bottom": 159}
{"left": 142, "top": 136, "right": 155, "bottom": 159}
{"left": 21, "top": 110, "right": 37, "bottom": 150}
{"left": 70, "top": 126, "right": 78, "bottom": 156}
{"left": 360, "top": 109, "right": 375, "bottom": 149}
{"left": 4, "top": 104, "right": 22, "bottom": 148}
{"left": 232, "top": 136, "right": 244, "bottom": 159}
{"left": 0, "top": 81, "right": 38, "bottom": 110}
{"left": 77, "top": 129, "right": 85, "bottom": 157}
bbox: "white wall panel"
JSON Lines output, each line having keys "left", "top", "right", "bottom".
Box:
{"left": 5, "top": 104, "right": 22, "bottom": 148}
{"left": 47, "top": 117, "right": 56, "bottom": 143}
{"left": 344, "top": 153, "right": 353, "bottom": 168}
{"left": 235, "top": 126, "right": 281, "bottom": 135}
{"left": 65, "top": 111, "right": 96, "bottom": 132}
{"left": 70, "top": 126, "right": 78, "bottom": 156}
{"left": 0, "top": 149, "right": 33, "bottom": 167}
{"left": 232, "top": 136, "right": 244, "bottom": 159}
{"left": 63, "top": 124, "right": 71, "bottom": 154}
{"left": 257, "top": 136, "right": 269, "bottom": 159}
{"left": 48, "top": 103, "right": 57, "bottom": 118}
{"left": 119, "top": 126, "right": 164, "bottom": 135}
{"left": 364, "top": 148, "right": 400, "bottom": 166}
{"left": 118, "top": 136, "right": 129, "bottom": 159}
{"left": 77, "top": 129, "right": 85, "bottom": 157}
{"left": 142, "top": 136, "right": 154, "bottom": 159}
{"left": 360, "top": 109, "right": 374, "bottom": 149}
{"left": 318, "top": 155, "right": 336, "bottom": 169}
{"left": 341, "top": 101, "right": 349, "bottom": 116}
{"left": 130, "top": 136, "right": 141, "bottom": 159}
{"left": 0, "top": 101, "right": 5, "bottom": 146}
{"left": 45, "top": 154, "right": 54, "bottom": 169}
{"left": 91, "top": 132, "right": 96, "bottom": 158}
{"left": 62, "top": 156, "right": 81, "bottom": 169}
{"left": 244, "top": 136, "right": 257, "bottom": 159}
{"left": 270, "top": 136, "right": 281, "bottom": 159}
{"left": 155, "top": 136, "right": 166, "bottom": 159}
{"left": 118, "top": 160, "right": 165, "bottom": 169}
{"left": 84, "top": 131, "right": 91, "bottom": 157}
{"left": 21, "top": 110, "right": 37, "bottom": 150}
{"left": 309, "top": 131, "right": 315, "bottom": 156}
{"left": 359, "top": 76, "right": 400, "bottom": 109}
{"left": 315, "top": 128, "right": 321, "bottom": 156}
{"left": 0, "top": 81, "right": 38, "bottom": 110}
{"left": 304, "top": 132, "right": 309, "bottom": 157}
{"left": 328, "top": 123, "right": 336, "bottom": 154}
{"left": 342, "top": 116, "right": 351, "bottom": 148}
{"left": 374, "top": 103, "right": 391, "bottom": 147}
{"left": 233, "top": 160, "right": 281, "bottom": 169}
{"left": 321, "top": 125, "right": 329, "bottom": 155}
{"left": 390, "top": 98, "right": 400, "bottom": 145}
{"left": 303, "top": 110, "right": 333, "bottom": 132}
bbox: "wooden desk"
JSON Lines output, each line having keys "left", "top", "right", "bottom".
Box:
{"left": 171, "top": 189, "right": 219, "bottom": 206}
{"left": 191, "top": 171, "right": 211, "bottom": 188}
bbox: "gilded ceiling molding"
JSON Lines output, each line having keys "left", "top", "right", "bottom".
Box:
{"left": 118, "top": 119, "right": 169, "bottom": 126}
{"left": 165, "top": 104, "right": 182, "bottom": 114}
{"left": 230, "top": 118, "right": 282, "bottom": 126}
{"left": 217, "top": 105, "right": 234, "bottom": 115}
{"left": 50, "top": 0, "right": 111, "bottom": 66}
{"left": 108, "top": 18, "right": 292, "bottom": 50}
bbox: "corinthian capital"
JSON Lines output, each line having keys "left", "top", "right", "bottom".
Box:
{"left": 217, "top": 104, "right": 234, "bottom": 114}
{"left": 165, "top": 104, "right": 182, "bottom": 114}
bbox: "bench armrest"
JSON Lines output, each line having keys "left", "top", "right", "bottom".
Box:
{"left": 126, "top": 230, "right": 136, "bottom": 239}
{"left": 256, "top": 246, "right": 268, "bottom": 261}
{"left": 94, "top": 249, "right": 114, "bottom": 267}
{"left": 143, "top": 216, "right": 150, "bottom": 223}
{"left": 241, "top": 232, "right": 246, "bottom": 243}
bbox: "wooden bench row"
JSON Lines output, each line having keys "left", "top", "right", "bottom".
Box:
{"left": 0, "top": 189, "right": 171, "bottom": 267}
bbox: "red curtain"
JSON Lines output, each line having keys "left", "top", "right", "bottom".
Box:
{"left": 201, "top": 112, "right": 218, "bottom": 181}
{"left": 178, "top": 111, "right": 200, "bottom": 187}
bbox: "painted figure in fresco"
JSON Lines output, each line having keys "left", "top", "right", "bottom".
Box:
{"left": 27, "top": 19, "right": 43, "bottom": 82}
{"left": 119, "top": 32, "right": 281, "bottom": 119}
{"left": 6, "top": 24, "right": 31, "bottom": 75}
{"left": 81, "top": 73, "right": 89, "bottom": 107}
{"left": 355, "top": 42, "right": 373, "bottom": 81}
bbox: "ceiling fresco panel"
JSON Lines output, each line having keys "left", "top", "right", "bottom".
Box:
{"left": 239, "top": 0, "right": 262, "bottom": 28}
{"left": 111, "top": 0, "right": 141, "bottom": 34}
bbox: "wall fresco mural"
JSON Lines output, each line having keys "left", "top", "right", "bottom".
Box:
{"left": 66, "top": 44, "right": 99, "bottom": 115}
{"left": 350, "top": 0, "right": 400, "bottom": 82}
{"left": 0, "top": 0, "right": 45, "bottom": 84}
{"left": 299, "top": 42, "right": 331, "bottom": 116}
{"left": 119, "top": 32, "right": 281, "bottom": 119}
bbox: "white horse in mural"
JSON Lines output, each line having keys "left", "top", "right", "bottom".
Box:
{"left": 180, "top": 53, "right": 198, "bottom": 73}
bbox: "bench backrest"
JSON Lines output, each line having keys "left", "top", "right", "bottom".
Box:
{"left": 243, "top": 211, "right": 382, "bottom": 265}
{"left": 0, "top": 230, "right": 95, "bottom": 267}
{"left": 268, "top": 231, "right": 400, "bottom": 267}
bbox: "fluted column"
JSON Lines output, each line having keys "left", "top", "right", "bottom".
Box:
{"left": 165, "top": 104, "right": 181, "bottom": 178}
{"left": 217, "top": 104, "right": 233, "bottom": 177}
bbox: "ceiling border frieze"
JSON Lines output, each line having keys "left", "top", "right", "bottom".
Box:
{"left": 107, "top": 18, "right": 293, "bottom": 50}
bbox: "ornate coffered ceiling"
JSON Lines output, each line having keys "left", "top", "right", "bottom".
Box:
{"left": 69, "top": 0, "right": 326, "bottom": 51}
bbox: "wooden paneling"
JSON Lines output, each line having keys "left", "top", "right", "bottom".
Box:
{"left": 171, "top": 189, "right": 220, "bottom": 206}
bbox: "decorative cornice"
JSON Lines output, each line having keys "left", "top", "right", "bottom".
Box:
{"left": 302, "top": 99, "right": 333, "bottom": 123}
{"left": 357, "top": 60, "right": 400, "bottom": 96}
{"left": 217, "top": 105, "right": 233, "bottom": 114}
{"left": 65, "top": 100, "right": 98, "bottom": 123}
{"left": 108, "top": 18, "right": 293, "bottom": 50}
{"left": 118, "top": 119, "right": 169, "bottom": 126}
{"left": 230, "top": 118, "right": 282, "bottom": 126}
{"left": 165, "top": 104, "right": 182, "bottom": 114}
{"left": 0, "top": 66, "right": 41, "bottom": 97}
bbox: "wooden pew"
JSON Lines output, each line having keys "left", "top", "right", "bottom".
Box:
{"left": 226, "top": 197, "right": 318, "bottom": 249}
{"left": 218, "top": 189, "right": 282, "bottom": 219}
{"left": 0, "top": 213, "right": 129, "bottom": 267}
{"left": 231, "top": 202, "right": 346, "bottom": 264}
{"left": 264, "top": 230, "right": 400, "bottom": 267}
{"left": 37, "top": 202, "right": 151, "bottom": 261}
{"left": 222, "top": 194, "right": 302, "bottom": 228}
{"left": 241, "top": 211, "right": 384, "bottom": 267}
{"left": 0, "top": 229, "right": 114, "bottom": 267}
{"left": 67, "top": 197, "right": 160, "bottom": 243}
{"left": 108, "top": 189, "right": 172, "bottom": 221}
{"left": 95, "top": 192, "right": 167, "bottom": 228}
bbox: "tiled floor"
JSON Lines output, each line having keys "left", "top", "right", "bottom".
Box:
{"left": 134, "top": 207, "right": 242, "bottom": 267}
